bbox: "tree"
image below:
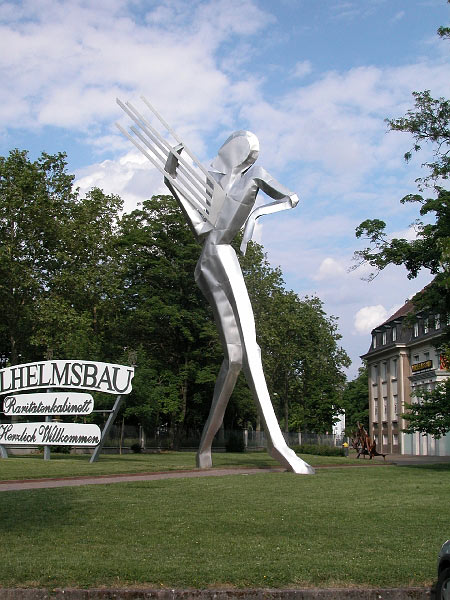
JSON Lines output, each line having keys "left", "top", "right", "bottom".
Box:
{"left": 0, "top": 150, "right": 75, "bottom": 363}
{"left": 341, "top": 365, "right": 369, "bottom": 435}
{"left": 402, "top": 379, "right": 450, "bottom": 439}
{"left": 116, "top": 195, "right": 222, "bottom": 440}
{"left": 30, "top": 186, "right": 124, "bottom": 361}
{"left": 0, "top": 149, "right": 124, "bottom": 365}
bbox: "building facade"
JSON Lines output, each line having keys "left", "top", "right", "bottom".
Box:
{"left": 361, "top": 300, "right": 450, "bottom": 456}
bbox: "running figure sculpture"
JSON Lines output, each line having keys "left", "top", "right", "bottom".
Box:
{"left": 117, "top": 98, "right": 314, "bottom": 475}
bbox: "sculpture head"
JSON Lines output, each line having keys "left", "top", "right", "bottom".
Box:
{"left": 210, "top": 130, "right": 259, "bottom": 175}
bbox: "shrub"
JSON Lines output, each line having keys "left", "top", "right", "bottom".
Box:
{"left": 130, "top": 442, "right": 142, "bottom": 454}
{"left": 225, "top": 433, "right": 245, "bottom": 453}
{"left": 291, "top": 443, "right": 345, "bottom": 457}
{"left": 50, "top": 445, "right": 71, "bottom": 454}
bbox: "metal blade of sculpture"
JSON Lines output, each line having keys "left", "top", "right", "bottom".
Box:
{"left": 117, "top": 97, "right": 314, "bottom": 474}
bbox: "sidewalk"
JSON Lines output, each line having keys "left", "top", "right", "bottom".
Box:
{"left": 0, "top": 466, "right": 285, "bottom": 492}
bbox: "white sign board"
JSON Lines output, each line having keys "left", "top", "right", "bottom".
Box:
{"left": 0, "top": 360, "right": 134, "bottom": 395}
{"left": 3, "top": 392, "right": 94, "bottom": 416}
{"left": 0, "top": 422, "right": 101, "bottom": 446}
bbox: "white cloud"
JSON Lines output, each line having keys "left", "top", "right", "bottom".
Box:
{"left": 291, "top": 60, "right": 313, "bottom": 79}
{"left": 75, "top": 150, "right": 166, "bottom": 212}
{"left": 389, "top": 224, "right": 421, "bottom": 242}
{"left": 242, "top": 61, "right": 450, "bottom": 200}
{"left": 390, "top": 10, "right": 405, "bottom": 24}
{"left": 315, "top": 257, "right": 347, "bottom": 281}
{"left": 354, "top": 304, "right": 388, "bottom": 334}
{"left": 353, "top": 300, "right": 406, "bottom": 335}
{"left": 0, "top": 0, "right": 269, "bottom": 139}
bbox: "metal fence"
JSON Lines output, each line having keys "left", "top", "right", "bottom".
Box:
{"left": 102, "top": 425, "right": 345, "bottom": 452}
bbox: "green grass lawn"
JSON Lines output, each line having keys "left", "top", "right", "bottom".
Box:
{"left": 0, "top": 451, "right": 372, "bottom": 480}
{"left": 1, "top": 462, "right": 448, "bottom": 590}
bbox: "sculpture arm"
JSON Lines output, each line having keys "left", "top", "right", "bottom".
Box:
{"left": 240, "top": 170, "right": 299, "bottom": 255}
{"left": 164, "top": 144, "right": 213, "bottom": 241}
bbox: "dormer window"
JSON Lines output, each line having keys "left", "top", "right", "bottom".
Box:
{"left": 382, "top": 331, "right": 387, "bottom": 345}
{"left": 372, "top": 334, "right": 377, "bottom": 349}
{"left": 392, "top": 327, "right": 397, "bottom": 342}
{"left": 435, "top": 314, "right": 441, "bottom": 329}
{"left": 413, "top": 322, "right": 419, "bottom": 337}
{"left": 424, "top": 318, "right": 429, "bottom": 334}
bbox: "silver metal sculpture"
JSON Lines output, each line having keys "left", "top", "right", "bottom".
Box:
{"left": 117, "top": 97, "right": 314, "bottom": 475}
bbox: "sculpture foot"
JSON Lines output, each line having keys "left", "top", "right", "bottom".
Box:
{"left": 270, "top": 446, "right": 315, "bottom": 475}
{"left": 196, "top": 450, "right": 212, "bottom": 469}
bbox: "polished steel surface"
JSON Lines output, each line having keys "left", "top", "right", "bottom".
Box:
{"left": 118, "top": 99, "right": 314, "bottom": 474}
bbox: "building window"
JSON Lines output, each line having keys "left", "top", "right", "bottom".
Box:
{"left": 391, "top": 358, "right": 397, "bottom": 379}
{"left": 383, "top": 397, "right": 388, "bottom": 420}
{"left": 374, "top": 399, "right": 378, "bottom": 421}
{"left": 382, "top": 433, "right": 388, "bottom": 446}
{"left": 393, "top": 433, "right": 398, "bottom": 446}
{"left": 392, "top": 327, "right": 397, "bottom": 342}
{"left": 413, "top": 322, "right": 419, "bottom": 337}
{"left": 435, "top": 314, "right": 441, "bottom": 329}
{"left": 382, "top": 331, "right": 387, "bottom": 345}
{"left": 372, "top": 334, "right": 377, "bottom": 349}
{"left": 414, "top": 354, "right": 420, "bottom": 364}
{"left": 381, "top": 362, "right": 387, "bottom": 380}
{"left": 393, "top": 395, "right": 398, "bottom": 418}
{"left": 424, "top": 318, "right": 429, "bottom": 334}
{"left": 372, "top": 364, "right": 378, "bottom": 383}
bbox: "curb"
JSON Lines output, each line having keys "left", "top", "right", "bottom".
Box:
{"left": 0, "top": 588, "right": 432, "bottom": 600}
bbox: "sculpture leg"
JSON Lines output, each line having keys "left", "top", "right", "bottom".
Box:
{"left": 194, "top": 274, "right": 243, "bottom": 468}
{"left": 196, "top": 347, "right": 242, "bottom": 468}
{"left": 216, "top": 245, "right": 314, "bottom": 475}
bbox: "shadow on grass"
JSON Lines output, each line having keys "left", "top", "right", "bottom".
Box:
{"left": 399, "top": 463, "right": 450, "bottom": 472}
{"left": 0, "top": 487, "right": 78, "bottom": 534}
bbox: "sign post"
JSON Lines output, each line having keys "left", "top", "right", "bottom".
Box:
{"left": 89, "top": 395, "right": 123, "bottom": 463}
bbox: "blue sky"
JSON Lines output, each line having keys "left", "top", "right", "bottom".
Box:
{"left": 0, "top": 0, "right": 449, "bottom": 377}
